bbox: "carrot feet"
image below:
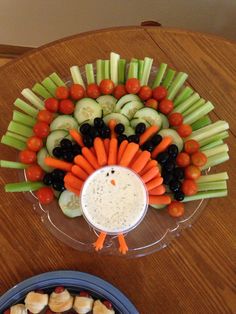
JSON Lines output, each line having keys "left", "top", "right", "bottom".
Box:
{"left": 118, "top": 234, "right": 128, "bottom": 255}
{"left": 93, "top": 232, "right": 107, "bottom": 251}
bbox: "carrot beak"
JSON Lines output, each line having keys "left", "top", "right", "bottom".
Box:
{"left": 110, "top": 179, "right": 116, "bottom": 186}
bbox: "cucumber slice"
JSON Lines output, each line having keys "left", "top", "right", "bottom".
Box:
{"left": 103, "top": 113, "right": 129, "bottom": 126}
{"left": 96, "top": 95, "right": 117, "bottom": 116}
{"left": 37, "top": 147, "right": 54, "bottom": 172}
{"left": 158, "top": 128, "right": 183, "bottom": 151}
{"left": 50, "top": 115, "right": 78, "bottom": 131}
{"left": 120, "top": 101, "right": 143, "bottom": 120}
{"left": 124, "top": 126, "right": 135, "bottom": 136}
{"left": 134, "top": 108, "right": 162, "bottom": 128}
{"left": 130, "top": 118, "right": 150, "bottom": 128}
{"left": 150, "top": 204, "right": 166, "bottom": 209}
{"left": 115, "top": 94, "right": 141, "bottom": 112}
{"left": 159, "top": 113, "right": 169, "bottom": 129}
{"left": 74, "top": 98, "right": 102, "bottom": 125}
{"left": 46, "top": 130, "right": 68, "bottom": 156}
{"left": 59, "top": 190, "right": 82, "bottom": 218}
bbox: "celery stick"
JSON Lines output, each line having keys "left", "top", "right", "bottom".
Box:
{"left": 201, "top": 139, "right": 224, "bottom": 150}
{"left": 197, "top": 172, "right": 229, "bottom": 183}
{"left": 152, "top": 63, "right": 167, "bottom": 88}
{"left": 110, "top": 52, "right": 120, "bottom": 86}
{"left": 168, "top": 72, "right": 188, "bottom": 100}
{"left": 70, "top": 65, "right": 85, "bottom": 88}
{"left": 49, "top": 72, "right": 66, "bottom": 87}
{"left": 32, "top": 83, "right": 52, "bottom": 99}
{"left": 13, "top": 111, "right": 36, "bottom": 127}
{"left": 197, "top": 181, "right": 227, "bottom": 191}
{"left": 127, "top": 60, "right": 139, "bottom": 79}
{"left": 0, "top": 160, "right": 27, "bottom": 169}
{"left": 5, "top": 181, "right": 44, "bottom": 192}
{"left": 21, "top": 88, "right": 44, "bottom": 110}
{"left": 85, "top": 63, "right": 95, "bottom": 85}
{"left": 1, "top": 135, "right": 26, "bottom": 150}
{"left": 191, "top": 115, "right": 211, "bottom": 131}
{"left": 96, "top": 59, "right": 103, "bottom": 85}
{"left": 14, "top": 98, "right": 39, "bottom": 118}
{"left": 162, "top": 69, "right": 176, "bottom": 88}
{"left": 140, "top": 57, "right": 153, "bottom": 86}
{"left": 138, "top": 60, "right": 144, "bottom": 81}
{"left": 6, "top": 131, "right": 27, "bottom": 142}
{"left": 182, "top": 98, "right": 205, "bottom": 117}
{"left": 183, "top": 101, "right": 214, "bottom": 125}
{"left": 174, "top": 86, "right": 193, "bottom": 107}
{"left": 201, "top": 152, "right": 229, "bottom": 170}
{"left": 104, "top": 60, "right": 110, "bottom": 79}
{"left": 8, "top": 121, "right": 33, "bottom": 137}
{"left": 182, "top": 189, "right": 227, "bottom": 202}
{"left": 188, "top": 121, "right": 229, "bottom": 142}
{"left": 199, "top": 131, "right": 229, "bottom": 147}
{"left": 203, "top": 144, "right": 229, "bottom": 158}
{"left": 173, "top": 93, "right": 200, "bottom": 113}
{"left": 41, "top": 78, "right": 58, "bottom": 96}
{"left": 118, "top": 59, "right": 126, "bottom": 84}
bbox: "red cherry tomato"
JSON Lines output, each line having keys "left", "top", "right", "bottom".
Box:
{"left": 55, "top": 86, "right": 69, "bottom": 99}
{"left": 79, "top": 291, "right": 90, "bottom": 297}
{"left": 27, "top": 136, "right": 43, "bottom": 152}
{"left": 86, "top": 83, "right": 101, "bottom": 99}
{"left": 184, "top": 139, "right": 200, "bottom": 154}
{"left": 168, "top": 112, "right": 183, "bottom": 126}
{"left": 159, "top": 99, "right": 174, "bottom": 115}
{"left": 177, "top": 124, "right": 192, "bottom": 138}
{"left": 138, "top": 85, "right": 152, "bottom": 100}
{"left": 103, "top": 301, "right": 113, "bottom": 310}
{"left": 19, "top": 149, "right": 37, "bottom": 164}
{"left": 113, "top": 84, "right": 126, "bottom": 99}
{"left": 184, "top": 165, "right": 201, "bottom": 180}
{"left": 36, "top": 187, "right": 54, "bottom": 205}
{"left": 26, "top": 164, "right": 44, "bottom": 182}
{"left": 54, "top": 286, "right": 65, "bottom": 294}
{"left": 125, "top": 78, "right": 140, "bottom": 94}
{"left": 191, "top": 151, "right": 207, "bottom": 167}
{"left": 152, "top": 86, "right": 167, "bottom": 101}
{"left": 167, "top": 201, "right": 185, "bottom": 217}
{"left": 176, "top": 152, "right": 191, "bottom": 167}
{"left": 99, "top": 79, "right": 115, "bottom": 95}
{"left": 37, "top": 110, "right": 54, "bottom": 124}
{"left": 33, "top": 122, "right": 50, "bottom": 138}
{"left": 44, "top": 98, "right": 59, "bottom": 113}
{"left": 182, "top": 179, "right": 198, "bottom": 196}
{"left": 145, "top": 98, "right": 158, "bottom": 110}
{"left": 70, "top": 84, "right": 85, "bottom": 100}
{"left": 59, "top": 99, "right": 75, "bottom": 114}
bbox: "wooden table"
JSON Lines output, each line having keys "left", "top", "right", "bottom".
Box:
{"left": 0, "top": 27, "right": 235, "bottom": 313}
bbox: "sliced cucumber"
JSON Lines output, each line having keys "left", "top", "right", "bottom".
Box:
{"left": 124, "top": 126, "right": 135, "bottom": 136}
{"left": 103, "top": 113, "right": 130, "bottom": 126}
{"left": 115, "top": 94, "right": 141, "bottom": 112}
{"left": 159, "top": 113, "right": 169, "bottom": 129}
{"left": 134, "top": 108, "right": 162, "bottom": 128}
{"left": 130, "top": 118, "right": 150, "bottom": 128}
{"left": 150, "top": 204, "right": 166, "bottom": 209}
{"left": 120, "top": 101, "right": 143, "bottom": 120}
{"left": 37, "top": 147, "right": 54, "bottom": 172}
{"left": 46, "top": 130, "right": 68, "bottom": 156}
{"left": 59, "top": 190, "right": 82, "bottom": 218}
{"left": 158, "top": 128, "right": 183, "bottom": 151}
{"left": 74, "top": 98, "right": 102, "bottom": 125}
{"left": 50, "top": 115, "right": 78, "bottom": 131}
{"left": 96, "top": 95, "right": 117, "bottom": 116}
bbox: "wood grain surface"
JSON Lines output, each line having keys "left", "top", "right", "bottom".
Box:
{"left": 0, "top": 27, "right": 235, "bottom": 314}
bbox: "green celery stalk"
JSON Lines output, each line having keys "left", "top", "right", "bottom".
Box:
{"left": 182, "top": 98, "right": 206, "bottom": 117}
{"left": 41, "top": 78, "right": 57, "bottom": 97}
{"left": 174, "top": 86, "right": 193, "bottom": 107}
{"left": 32, "top": 83, "right": 52, "bottom": 99}
{"left": 138, "top": 60, "right": 144, "bottom": 81}
{"left": 168, "top": 72, "right": 188, "bottom": 100}
{"left": 5, "top": 131, "right": 27, "bottom": 142}
{"left": 173, "top": 92, "right": 200, "bottom": 113}
{"left": 182, "top": 189, "right": 227, "bottom": 202}
{"left": 201, "top": 139, "right": 224, "bottom": 150}
{"left": 118, "top": 59, "right": 126, "bottom": 84}
{"left": 8, "top": 121, "right": 33, "bottom": 137}
{"left": 0, "top": 160, "right": 27, "bottom": 169}
{"left": 85, "top": 64, "right": 95, "bottom": 85}
{"left": 140, "top": 57, "right": 153, "bottom": 86}
{"left": 127, "top": 60, "right": 139, "bottom": 79}
{"left": 104, "top": 60, "right": 110, "bottom": 79}
{"left": 49, "top": 72, "right": 66, "bottom": 87}
{"left": 5, "top": 181, "right": 44, "bottom": 192}
{"left": 152, "top": 63, "right": 167, "bottom": 88}
{"left": 1, "top": 135, "right": 26, "bottom": 150}
{"left": 96, "top": 59, "right": 103, "bottom": 85}
{"left": 197, "top": 180, "right": 227, "bottom": 191}
{"left": 199, "top": 131, "right": 228, "bottom": 147}
{"left": 70, "top": 66, "right": 85, "bottom": 88}
{"left": 14, "top": 98, "right": 39, "bottom": 118}
{"left": 13, "top": 110, "right": 36, "bottom": 127}
{"left": 183, "top": 101, "right": 214, "bottom": 125}
{"left": 110, "top": 52, "right": 120, "bottom": 85}
{"left": 197, "top": 172, "right": 229, "bottom": 183}
{"left": 191, "top": 115, "right": 211, "bottom": 131}
{"left": 188, "top": 121, "right": 229, "bottom": 142}
{"left": 203, "top": 144, "right": 229, "bottom": 158}
{"left": 201, "top": 152, "right": 229, "bottom": 170}
{"left": 21, "top": 88, "right": 44, "bottom": 110}
{"left": 162, "top": 69, "right": 176, "bottom": 88}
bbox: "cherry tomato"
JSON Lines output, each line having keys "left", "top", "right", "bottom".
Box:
{"left": 44, "top": 98, "right": 59, "bottom": 113}
{"left": 184, "top": 139, "right": 200, "bottom": 154}
{"left": 3, "top": 310, "right": 10, "bottom": 314}
{"left": 138, "top": 86, "right": 152, "bottom": 100}
{"left": 26, "top": 164, "right": 44, "bottom": 182}
{"left": 177, "top": 124, "right": 192, "bottom": 138}
{"left": 59, "top": 99, "right": 75, "bottom": 114}
{"left": 54, "top": 286, "right": 65, "bottom": 293}
{"left": 70, "top": 84, "right": 85, "bottom": 100}
{"left": 33, "top": 122, "right": 50, "bottom": 138}
{"left": 27, "top": 136, "right": 43, "bottom": 152}
{"left": 145, "top": 98, "right": 158, "bottom": 110}
{"left": 36, "top": 187, "right": 54, "bottom": 205}
{"left": 176, "top": 152, "right": 191, "bottom": 167}
{"left": 37, "top": 110, "right": 54, "bottom": 124}
{"left": 168, "top": 112, "right": 183, "bottom": 126}
{"left": 86, "top": 83, "right": 101, "bottom": 99}
{"left": 79, "top": 291, "right": 90, "bottom": 297}
{"left": 19, "top": 149, "right": 37, "bottom": 164}
{"left": 125, "top": 78, "right": 140, "bottom": 94}
{"left": 159, "top": 99, "right": 174, "bottom": 115}
{"left": 191, "top": 151, "right": 207, "bottom": 167}
{"left": 55, "top": 86, "right": 69, "bottom": 99}
{"left": 152, "top": 86, "right": 167, "bottom": 101}
{"left": 181, "top": 179, "right": 198, "bottom": 196}
{"left": 167, "top": 201, "right": 185, "bottom": 217}
{"left": 184, "top": 165, "right": 201, "bottom": 180}
{"left": 103, "top": 301, "right": 113, "bottom": 310}
{"left": 99, "top": 79, "right": 115, "bottom": 95}
{"left": 113, "top": 84, "right": 126, "bottom": 99}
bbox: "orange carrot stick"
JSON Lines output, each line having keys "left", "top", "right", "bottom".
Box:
{"left": 69, "top": 129, "right": 84, "bottom": 147}
{"left": 139, "top": 159, "right": 158, "bottom": 176}
{"left": 130, "top": 149, "right": 142, "bottom": 165}
{"left": 139, "top": 125, "right": 159, "bottom": 146}
{"left": 117, "top": 140, "right": 128, "bottom": 163}
{"left": 148, "top": 195, "right": 171, "bottom": 205}
{"left": 64, "top": 182, "right": 81, "bottom": 196}
{"left": 82, "top": 147, "right": 100, "bottom": 169}
{"left": 44, "top": 157, "right": 73, "bottom": 172}
{"left": 93, "top": 232, "right": 107, "bottom": 251}
{"left": 71, "top": 165, "right": 88, "bottom": 181}
{"left": 119, "top": 143, "right": 139, "bottom": 167}
{"left": 103, "top": 138, "right": 110, "bottom": 156}
{"left": 64, "top": 173, "right": 84, "bottom": 189}
{"left": 118, "top": 234, "right": 128, "bottom": 254}
{"left": 151, "top": 136, "right": 173, "bottom": 158}
{"left": 130, "top": 150, "right": 151, "bottom": 173}
{"left": 74, "top": 155, "right": 95, "bottom": 174}
{"left": 94, "top": 137, "right": 107, "bottom": 166}
{"left": 90, "top": 147, "right": 96, "bottom": 155}
{"left": 148, "top": 185, "right": 166, "bottom": 195}
{"left": 141, "top": 166, "right": 160, "bottom": 183}
{"left": 146, "top": 176, "right": 163, "bottom": 191}
{"left": 108, "top": 138, "right": 118, "bottom": 165}
{"left": 108, "top": 119, "right": 117, "bottom": 138}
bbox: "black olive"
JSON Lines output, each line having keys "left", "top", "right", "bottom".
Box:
{"left": 51, "top": 169, "right": 66, "bottom": 180}
{"left": 52, "top": 181, "right": 65, "bottom": 192}
{"left": 141, "top": 141, "right": 154, "bottom": 152}
{"left": 151, "top": 134, "right": 162, "bottom": 146}
{"left": 174, "top": 191, "right": 185, "bottom": 201}
{"left": 169, "top": 180, "right": 181, "bottom": 192}
{"left": 164, "top": 160, "right": 175, "bottom": 172}
{"left": 89, "top": 126, "right": 100, "bottom": 139}
{"left": 114, "top": 123, "right": 125, "bottom": 134}
{"left": 43, "top": 173, "right": 53, "bottom": 185}
{"left": 135, "top": 123, "right": 146, "bottom": 135}
{"left": 94, "top": 117, "right": 105, "bottom": 128}
{"left": 173, "top": 167, "right": 184, "bottom": 180}
{"left": 80, "top": 123, "right": 91, "bottom": 135}
{"left": 52, "top": 147, "right": 63, "bottom": 158}
{"left": 60, "top": 138, "right": 73, "bottom": 149}
{"left": 128, "top": 134, "right": 139, "bottom": 143}
{"left": 100, "top": 127, "right": 111, "bottom": 139}
{"left": 63, "top": 151, "right": 75, "bottom": 162}
{"left": 162, "top": 172, "right": 173, "bottom": 185}
{"left": 167, "top": 144, "right": 179, "bottom": 158}
{"left": 83, "top": 135, "right": 94, "bottom": 148}
{"left": 117, "top": 134, "right": 128, "bottom": 144}
{"left": 157, "top": 152, "right": 169, "bottom": 164}
{"left": 72, "top": 144, "right": 82, "bottom": 156}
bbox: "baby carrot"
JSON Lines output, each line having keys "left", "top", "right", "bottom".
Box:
{"left": 148, "top": 185, "right": 166, "bottom": 195}
{"left": 69, "top": 129, "right": 84, "bottom": 147}
{"left": 103, "top": 138, "right": 110, "bottom": 156}
{"left": 141, "top": 166, "right": 160, "bottom": 183}
{"left": 139, "top": 159, "right": 158, "bottom": 176}
{"left": 93, "top": 232, "right": 107, "bottom": 251}
{"left": 130, "top": 149, "right": 142, "bottom": 164}
{"left": 108, "top": 119, "right": 117, "bottom": 138}
{"left": 117, "top": 140, "right": 128, "bottom": 163}
{"left": 64, "top": 173, "right": 84, "bottom": 189}
{"left": 90, "top": 147, "right": 96, "bottom": 155}
{"left": 119, "top": 143, "right": 139, "bottom": 167}
{"left": 148, "top": 195, "right": 171, "bottom": 205}
{"left": 146, "top": 176, "right": 163, "bottom": 191}
{"left": 118, "top": 234, "right": 128, "bottom": 255}
{"left": 64, "top": 182, "right": 81, "bottom": 196}
{"left": 151, "top": 136, "right": 173, "bottom": 159}
{"left": 139, "top": 125, "right": 159, "bottom": 146}
{"left": 82, "top": 147, "right": 100, "bottom": 169}
{"left": 94, "top": 137, "right": 107, "bottom": 166}
{"left": 71, "top": 165, "right": 88, "bottom": 181}
{"left": 131, "top": 150, "right": 151, "bottom": 173}
{"left": 74, "top": 155, "right": 95, "bottom": 174}
{"left": 108, "top": 138, "right": 118, "bottom": 165}
{"left": 44, "top": 157, "right": 72, "bottom": 172}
